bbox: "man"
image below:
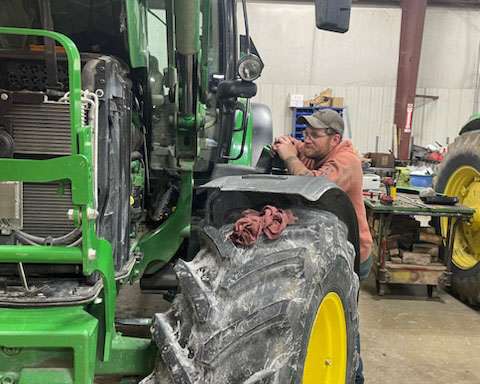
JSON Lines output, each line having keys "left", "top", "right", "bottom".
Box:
{"left": 273, "top": 109, "right": 372, "bottom": 279}
{"left": 273, "top": 109, "right": 372, "bottom": 384}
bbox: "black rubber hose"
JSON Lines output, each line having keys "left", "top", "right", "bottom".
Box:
{"left": 14, "top": 228, "right": 82, "bottom": 246}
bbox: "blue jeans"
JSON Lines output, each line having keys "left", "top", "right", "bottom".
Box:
{"left": 355, "top": 256, "right": 371, "bottom": 383}
{"left": 355, "top": 333, "right": 364, "bottom": 384}
{"left": 359, "top": 255, "right": 373, "bottom": 282}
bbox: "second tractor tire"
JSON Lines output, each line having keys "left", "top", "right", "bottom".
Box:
{"left": 435, "top": 130, "right": 480, "bottom": 305}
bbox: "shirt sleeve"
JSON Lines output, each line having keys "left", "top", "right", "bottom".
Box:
{"left": 308, "top": 153, "right": 355, "bottom": 191}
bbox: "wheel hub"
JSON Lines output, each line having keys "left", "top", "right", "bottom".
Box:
{"left": 303, "top": 292, "right": 347, "bottom": 383}
{"left": 462, "top": 180, "right": 480, "bottom": 231}
{"left": 444, "top": 166, "right": 480, "bottom": 269}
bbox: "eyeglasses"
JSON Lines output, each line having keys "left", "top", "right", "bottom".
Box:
{"left": 302, "top": 129, "right": 332, "bottom": 141}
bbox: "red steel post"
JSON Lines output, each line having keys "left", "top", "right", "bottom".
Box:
{"left": 394, "top": 0, "right": 427, "bottom": 160}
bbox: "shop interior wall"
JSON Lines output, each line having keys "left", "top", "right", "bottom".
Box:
{"left": 242, "top": 2, "right": 480, "bottom": 152}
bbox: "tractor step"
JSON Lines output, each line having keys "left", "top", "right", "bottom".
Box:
{"left": 18, "top": 368, "right": 73, "bottom": 384}
{"left": 0, "top": 306, "right": 98, "bottom": 384}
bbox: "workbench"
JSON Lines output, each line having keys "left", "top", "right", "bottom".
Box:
{"left": 364, "top": 193, "right": 475, "bottom": 297}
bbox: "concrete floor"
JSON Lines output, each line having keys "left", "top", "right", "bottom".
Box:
{"left": 117, "top": 277, "right": 480, "bottom": 384}
{"left": 359, "top": 276, "right": 480, "bottom": 384}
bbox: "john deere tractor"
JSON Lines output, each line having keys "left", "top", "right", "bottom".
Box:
{"left": 0, "top": 1, "right": 359, "bottom": 383}
{"left": 435, "top": 116, "right": 480, "bottom": 305}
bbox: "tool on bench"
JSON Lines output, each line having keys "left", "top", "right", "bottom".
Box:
{"left": 380, "top": 176, "right": 395, "bottom": 205}
{"left": 419, "top": 187, "right": 459, "bottom": 205}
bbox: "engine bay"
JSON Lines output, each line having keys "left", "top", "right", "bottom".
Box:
{"left": 0, "top": 49, "right": 145, "bottom": 305}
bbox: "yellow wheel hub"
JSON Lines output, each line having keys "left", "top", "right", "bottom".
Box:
{"left": 443, "top": 166, "right": 480, "bottom": 269}
{"left": 303, "top": 292, "right": 347, "bottom": 384}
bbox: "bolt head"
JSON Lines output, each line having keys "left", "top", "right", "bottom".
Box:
{"left": 87, "top": 208, "right": 99, "bottom": 220}
{"left": 88, "top": 248, "right": 97, "bottom": 261}
{"left": 1, "top": 376, "right": 14, "bottom": 384}
{"left": 0, "top": 93, "right": 8, "bottom": 101}
{"left": 1, "top": 346, "right": 21, "bottom": 356}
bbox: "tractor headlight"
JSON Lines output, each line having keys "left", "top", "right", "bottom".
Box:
{"left": 238, "top": 54, "right": 263, "bottom": 82}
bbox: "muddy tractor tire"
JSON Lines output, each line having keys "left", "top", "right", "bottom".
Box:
{"left": 152, "top": 209, "right": 359, "bottom": 384}
{"left": 435, "top": 131, "right": 480, "bottom": 305}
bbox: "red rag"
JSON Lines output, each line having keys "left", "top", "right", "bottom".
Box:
{"left": 262, "top": 205, "right": 297, "bottom": 240}
{"left": 229, "top": 209, "right": 264, "bottom": 246}
{"left": 230, "top": 206, "right": 297, "bottom": 246}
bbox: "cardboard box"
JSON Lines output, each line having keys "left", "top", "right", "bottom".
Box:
{"left": 304, "top": 97, "right": 331, "bottom": 107}
{"left": 303, "top": 89, "right": 344, "bottom": 108}
{"left": 289, "top": 94, "right": 304, "bottom": 108}
{"left": 331, "top": 97, "right": 344, "bottom": 108}
{"left": 364, "top": 152, "right": 395, "bottom": 168}
{"left": 304, "top": 88, "right": 333, "bottom": 107}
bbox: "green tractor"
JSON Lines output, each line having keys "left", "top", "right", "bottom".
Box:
{"left": 435, "top": 116, "right": 480, "bottom": 305}
{"left": 0, "top": 1, "right": 360, "bottom": 383}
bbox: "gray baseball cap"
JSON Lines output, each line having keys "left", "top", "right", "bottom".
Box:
{"left": 297, "top": 109, "right": 344, "bottom": 136}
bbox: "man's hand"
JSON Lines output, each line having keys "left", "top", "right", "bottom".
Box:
{"left": 273, "top": 135, "right": 297, "bottom": 146}
{"left": 271, "top": 135, "right": 312, "bottom": 176}
{"left": 272, "top": 135, "right": 298, "bottom": 161}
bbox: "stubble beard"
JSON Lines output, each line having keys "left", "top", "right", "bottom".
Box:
{"left": 304, "top": 145, "right": 329, "bottom": 161}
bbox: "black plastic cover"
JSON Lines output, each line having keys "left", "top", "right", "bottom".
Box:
{"left": 315, "top": 0, "right": 352, "bottom": 33}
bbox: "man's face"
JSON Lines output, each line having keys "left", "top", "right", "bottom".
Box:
{"left": 302, "top": 127, "right": 340, "bottom": 159}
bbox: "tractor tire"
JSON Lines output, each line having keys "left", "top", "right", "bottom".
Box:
{"left": 435, "top": 131, "right": 480, "bottom": 305}
{"left": 152, "top": 208, "right": 360, "bottom": 384}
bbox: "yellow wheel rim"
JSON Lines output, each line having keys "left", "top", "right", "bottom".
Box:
{"left": 303, "top": 292, "right": 347, "bottom": 384}
{"left": 443, "top": 166, "right": 480, "bottom": 269}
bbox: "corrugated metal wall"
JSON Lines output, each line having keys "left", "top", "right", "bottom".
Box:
{"left": 412, "top": 88, "right": 475, "bottom": 147}
{"left": 253, "top": 84, "right": 476, "bottom": 153}
{"left": 245, "top": 3, "right": 480, "bottom": 153}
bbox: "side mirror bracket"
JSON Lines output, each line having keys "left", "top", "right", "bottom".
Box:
{"left": 217, "top": 80, "right": 257, "bottom": 103}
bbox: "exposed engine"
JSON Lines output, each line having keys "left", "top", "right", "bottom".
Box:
{"left": 0, "top": 0, "right": 239, "bottom": 306}
{"left": 0, "top": 52, "right": 139, "bottom": 304}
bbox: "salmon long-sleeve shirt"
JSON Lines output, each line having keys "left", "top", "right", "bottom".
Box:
{"left": 295, "top": 139, "right": 373, "bottom": 263}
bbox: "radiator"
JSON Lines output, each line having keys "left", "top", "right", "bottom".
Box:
{"left": 3, "top": 100, "right": 82, "bottom": 237}
{"left": 22, "top": 183, "right": 75, "bottom": 238}
{"left": 4, "top": 101, "right": 79, "bottom": 156}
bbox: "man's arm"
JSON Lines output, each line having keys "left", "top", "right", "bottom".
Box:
{"left": 278, "top": 144, "right": 356, "bottom": 191}
{"left": 283, "top": 156, "right": 314, "bottom": 176}
{"left": 307, "top": 155, "right": 356, "bottom": 191}
{"left": 271, "top": 136, "right": 357, "bottom": 188}
{"left": 272, "top": 137, "right": 315, "bottom": 176}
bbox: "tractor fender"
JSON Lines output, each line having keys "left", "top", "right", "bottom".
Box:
{"left": 251, "top": 102, "right": 273, "bottom": 165}
{"left": 201, "top": 174, "right": 360, "bottom": 273}
{"left": 459, "top": 114, "right": 480, "bottom": 135}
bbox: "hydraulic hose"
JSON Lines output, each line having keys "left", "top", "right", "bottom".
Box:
{"left": 15, "top": 228, "right": 82, "bottom": 246}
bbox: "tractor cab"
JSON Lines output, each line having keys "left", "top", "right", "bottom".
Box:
{"left": 0, "top": 1, "right": 362, "bottom": 384}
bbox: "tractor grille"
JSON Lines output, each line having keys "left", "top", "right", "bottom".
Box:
{"left": 3, "top": 100, "right": 84, "bottom": 237}
{"left": 5, "top": 102, "right": 72, "bottom": 156}
{"left": 22, "top": 183, "right": 75, "bottom": 238}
